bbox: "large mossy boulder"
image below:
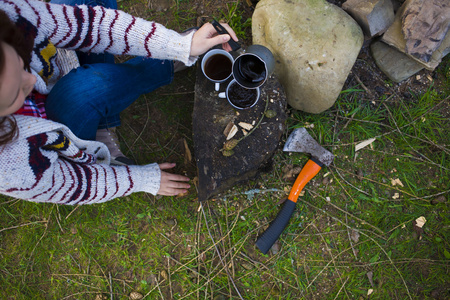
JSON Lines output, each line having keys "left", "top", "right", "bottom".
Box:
{"left": 252, "top": 0, "right": 364, "bottom": 113}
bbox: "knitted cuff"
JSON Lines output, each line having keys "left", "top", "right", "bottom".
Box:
{"left": 130, "top": 163, "right": 161, "bottom": 195}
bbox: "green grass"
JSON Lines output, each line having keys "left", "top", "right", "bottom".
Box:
{"left": 1, "top": 1, "right": 449, "bottom": 299}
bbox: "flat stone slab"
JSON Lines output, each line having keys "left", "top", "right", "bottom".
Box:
{"left": 193, "top": 61, "right": 287, "bottom": 201}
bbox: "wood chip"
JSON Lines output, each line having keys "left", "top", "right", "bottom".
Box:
{"left": 226, "top": 124, "right": 238, "bottom": 140}
{"left": 238, "top": 122, "right": 254, "bottom": 130}
{"left": 223, "top": 121, "right": 234, "bottom": 137}
{"left": 391, "top": 178, "right": 404, "bottom": 187}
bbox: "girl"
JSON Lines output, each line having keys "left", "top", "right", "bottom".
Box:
{"left": 0, "top": 0, "right": 237, "bottom": 204}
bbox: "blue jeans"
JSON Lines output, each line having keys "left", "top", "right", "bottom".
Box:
{"left": 46, "top": 0, "right": 174, "bottom": 140}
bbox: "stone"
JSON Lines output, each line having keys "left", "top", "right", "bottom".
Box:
{"left": 382, "top": 0, "right": 450, "bottom": 70}
{"left": 401, "top": 0, "right": 450, "bottom": 63}
{"left": 252, "top": 0, "right": 364, "bottom": 114}
{"left": 342, "top": 0, "right": 395, "bottom": 37}
{"left": 193, "top": 63, "right": 287, "bottom": 201}
{"left": 370, "top": 40, "right": 424, "bottom": 82}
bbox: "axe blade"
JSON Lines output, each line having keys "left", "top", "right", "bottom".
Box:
{"left": 283, "top": 128, "right": 334, "bottom": 166}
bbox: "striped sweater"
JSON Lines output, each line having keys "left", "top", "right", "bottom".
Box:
{"left": 0, "top": 115, "right": 161, "bottom": 205}
{"left": 0, "top": 0, "right": 197, "bottom": 95}
{"left": 0, "top": 0, "right": 198, "bottom": 204}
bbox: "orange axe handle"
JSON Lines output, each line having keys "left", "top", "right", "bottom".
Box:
{"left": 255, "top": 157, "right": 323, "bottom": 254}
{"left": 288, "top": 158, "right": 322, "bottom": 203}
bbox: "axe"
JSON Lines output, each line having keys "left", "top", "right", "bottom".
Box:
{"left": 256, "top": 128, "right": 334, "bottom": 254}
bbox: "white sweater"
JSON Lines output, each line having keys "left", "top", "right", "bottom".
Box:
{"left": 0, "top": 0, "right": 197, "bottom": 94}
{"left": 0, "top": 115, "right": 161, "bottom": 204}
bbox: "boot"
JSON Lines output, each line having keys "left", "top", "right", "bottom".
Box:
{"left": 96, "top": 127, "right": 135, "bottom": 165}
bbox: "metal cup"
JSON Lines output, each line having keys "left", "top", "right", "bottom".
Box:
{"left": 232, "top": 44, "right": 275, "bottom": 89}
{"left": 219, "top": 79, "right": 261, "bottom": 110}
{"left": 201, "top": 49, "right": 234, "bottom": 91}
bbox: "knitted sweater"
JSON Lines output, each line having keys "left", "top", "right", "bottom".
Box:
{"left": 0, "top": 0, "right": 198, "bottom": 204}
{"left": 0, "top": 0, "right": 197, "bottom": 95}
{"left": 0, "top": 115, "right": 161, "bottom": 205}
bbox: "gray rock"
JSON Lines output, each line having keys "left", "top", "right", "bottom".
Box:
{"left": 370, "top": 40, "right": 424, "bottom": 82}
{"left": 382, "top": 0, "right": 450, "bottom": 70}
{"left": 401, "top": 0, "right": 450, "bottom": 63}
{"left": 252, "top": 0, "right": 363, "bottom": 114}
{"left": 342, "top": 0, "right": 395, "bottom": 37}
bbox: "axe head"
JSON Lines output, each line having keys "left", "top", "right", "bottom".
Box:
{"left": 283, "top": 128, "right": 334, "bottom": 166}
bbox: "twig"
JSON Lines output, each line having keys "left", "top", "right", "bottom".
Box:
{"left": 60, "top": 291, "right": 105, "bottom": 300}
{"left": 109, "top": 272, "right": 113, "bottom": 300}
{"left": 345, "top": 205, "right": 358, "bottom": 259}
{"left": 167, "top": 256, "right": 173, "bottom": 300}
{"left": 159, "top": 233, "right": 176, "bottom": 245}
{"left": 352, "top": 71, "right": 374, "bottom": 97}
{"left": 333, "top": 166, "right": 433, "bottom": 202}
{"left": 312, "top": 223, "right": 350, "bottom": 298}
{"left": 65, "top": 205, "right": 80, "bottom": 220}
{"left": 200, "top": 202, "right": 244, "bottom": 300}
{"left": 298, "top": 197, "right": 412, "bottom": 299}
{"left": 333, "top": 277, "right": 349, "bottom": 300}
{"left": 307, "top": 188, "right": 386, "bottom": 237}
{"left": 52, "top": 273, "right": 134, "bottom": 283}
{"left": 55, "top": 205, "right": 64, "bottom": 233}
{"left": 0, "top": 221, "right": 47, "bottom": 233}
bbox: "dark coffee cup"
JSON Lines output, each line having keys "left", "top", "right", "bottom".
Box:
{"left": 201, "top": 49, "right": 234, "bottom": 91}
{"left": 221, "top": 79, "right": 260, "bottom": 109}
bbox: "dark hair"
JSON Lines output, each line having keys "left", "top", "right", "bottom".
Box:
{"left": 0, "top": 10, "right": 34, "bottom": 145}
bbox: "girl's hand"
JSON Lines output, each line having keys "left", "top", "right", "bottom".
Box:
{"left": 157, "top": 163, "right": 191, "bottom": 196}
{"left": 190, "top": 22, "right": 239, "bottom": 56}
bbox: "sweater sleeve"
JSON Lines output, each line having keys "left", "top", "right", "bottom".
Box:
{"left": 0, "top": 139, "right": 162, "bottom": 205}
{"left": 0, "top": 116, "right": 163, "bottom": 205}
{"left": 3, "top": 0, "right": 197, "bottom": 65}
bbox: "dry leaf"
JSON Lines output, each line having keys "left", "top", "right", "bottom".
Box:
{"left": 226, "top": 125, "right": 238, "bottom": 140}
{"left": 238, "top": 122, "right": 254, "bottom": 130}
{"left": 355, "top": 138, "right": 376, "bottom": 151}
{"left": 129, "top": 291, "right": 143, "bottom": 300}
{"left": 367, "top": 271, "right": 374, "bottom": 287}
{"left": 391, "top": 178, "right": 404, "bottom": 187}
{"left": 223, "top": 122, "right": 234, "bottom": 137}
{"left": 350, "top": 229, "right": 360, "bottom": 243}
{"left": 276, "top": 198, "right": 287, "bottom": 206}
{"left": 282, "top": 165, "right": 302, "bottom": 181}
{"left": 183, "top": 138, "right": 192, "bottom": 164}
{"left": 160, "top": 270, "right": 168, "bottom": 281}
{"left": 413, "top": 217, "right": 426, "bottom": 240}
{"left": 414, "top": 216, "right": 426, "bottom": 228}
{"left": 392, "top": 192, "right": 400, "bottom": 199}
{"left": 270, "top": 240, "right": 281, "bottom": 255}
{"left": 368, "top": 289, "right": 374, "bottom": 296}
{"left": 176, "top": 190, "right": 190, "bottom": 198}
